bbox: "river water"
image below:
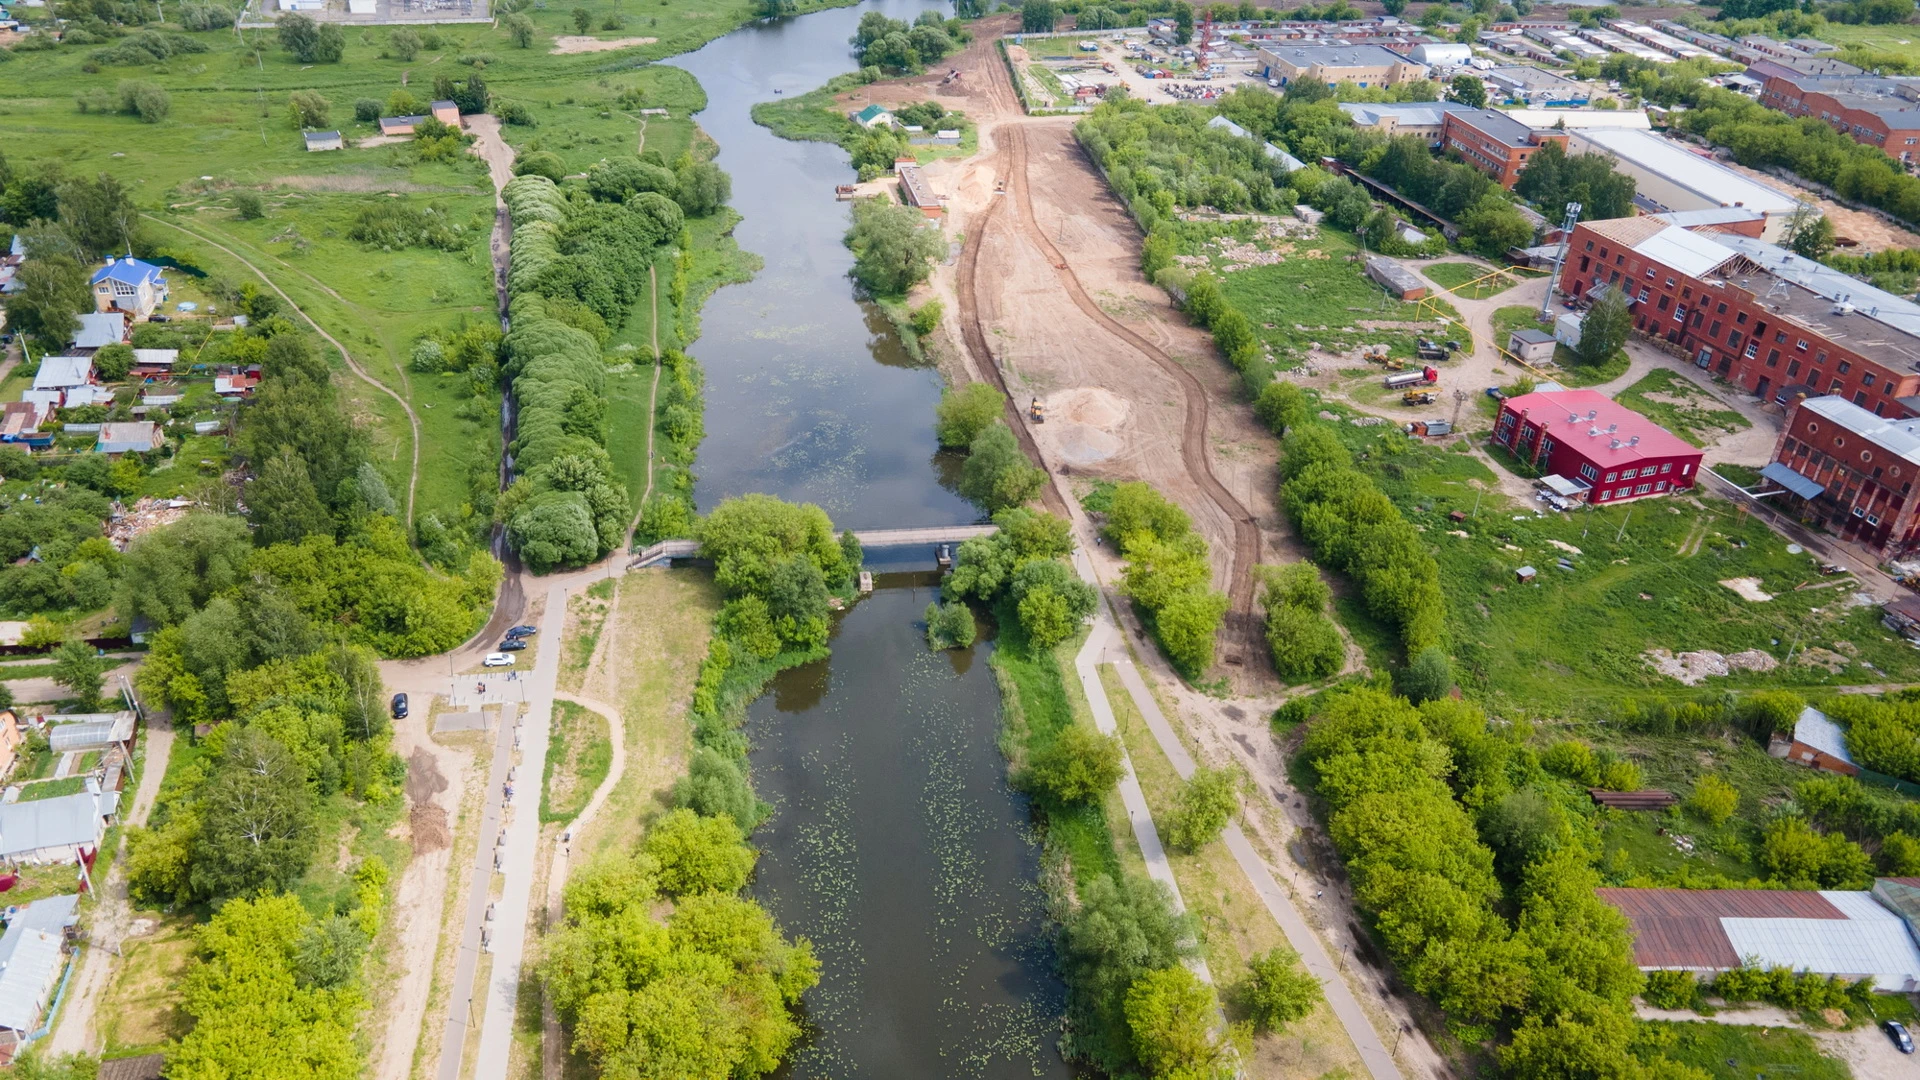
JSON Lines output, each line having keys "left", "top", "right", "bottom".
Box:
{"left": 670, "top": 10, "right": 1076, "bottom": 1079}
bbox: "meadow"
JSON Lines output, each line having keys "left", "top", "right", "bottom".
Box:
{"left": 0, "top": 0, "right": 812, "bottom": 546}
{"left": 1321, "top": 411, "right": 1920, "bottom": 716}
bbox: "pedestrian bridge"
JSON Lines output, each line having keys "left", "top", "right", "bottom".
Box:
{"left": 630, "top": 524, "right": 998, "bottom": 568}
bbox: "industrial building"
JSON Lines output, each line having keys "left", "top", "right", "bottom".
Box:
{"left": 1492, "top": 388, "right": 1702, "bottom": 504}
{"left": 1256, "top": 43, "right": 1429, "bottom": 89}
{"left": 1482, "top": 65, "right": 1586, "bottom": 105}
{"left": 1763, "top": 395, "right": 1920, "bottom": 554}
{"left": 1600, "top": 881, "right": 1920, "bottom": 991}
{"left": 1557, "top": 216, "right": 1920, "bottom": 414}
{"left": 1440, "top": 108, "right": 1567, "bottom": 187}
{"left": 1408, "top": 42, "right": 1471, "bottom": 67}
{"left": 1603, "top": 20, "right": 1712, "bottom": 61}
{"left": 1758, "top": 72, "right": 1920, "bottom": 165}
{"left": 1562, "top": 129, "right": 1800, "bottom": 240}
{"left": 1520, "top": 24, "right": 1608, "bottom": 61}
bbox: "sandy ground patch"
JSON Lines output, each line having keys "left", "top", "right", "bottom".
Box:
{"left": 1721, "top": 159, "right": 1920, "bottom": 254}
{"left": 548, "top": 34, "right": 656, "bottom": 53}
{"left": 1038, "top": 387, "right": 1130, "bottom": 466}
{"left": 1720, "top": 576, "right": 1775, "bottom": 602}
{"left": 1643, "top": 646, "right": 1780, "bottom": 683}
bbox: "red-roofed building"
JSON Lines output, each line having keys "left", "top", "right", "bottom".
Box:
{"left": 1492, "top": 388, "right": 1703, "bottom": 504}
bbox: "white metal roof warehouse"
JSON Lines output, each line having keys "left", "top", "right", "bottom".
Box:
{"left": 1565, "top": 128, "right": 1801, "bottom": 240}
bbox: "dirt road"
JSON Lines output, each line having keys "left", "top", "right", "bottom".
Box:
{"left": 934, "top": 29, "right": 1277, "bottom": 675}
{"left": 45, "top": 712, "right": 175, "bottom": 1055}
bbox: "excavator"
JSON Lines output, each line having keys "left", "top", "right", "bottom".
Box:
{"left": 1029, "top": 398, "right": 1046, "bottom": 423}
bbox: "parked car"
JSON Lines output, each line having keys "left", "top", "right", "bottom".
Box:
{"left": 1887, "top": 1020, "right": 1915, "bottom": 1054}
{"left": 507, "top": 624, "right": 538, "bottom": 638}
{"left": 499, "top": 638, "right": 528, "bottom": 651}
{"left": 1485, "top": 386, "right": 1507, "bottom": 402}
{"left": 391, "top": 693, "right": 409, "bottom": 720}
{"left": 483, "top": 652, "right": 514, "bottom": 667}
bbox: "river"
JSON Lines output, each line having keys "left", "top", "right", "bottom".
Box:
{"left": 669, "top": 9, "right": 1077, "bottom": 1079}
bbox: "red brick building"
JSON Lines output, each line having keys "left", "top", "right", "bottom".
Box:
{"left": 1763, "top": 394, "right": 1920, "bottom": 554}
{"left": 1758, "top": 73, "right": 1920, "bottom": 166}
{"left": 1557, "top": 216, "right": 1920, "bottom": 414}
{"left": 1493, "top": 388, "right": 1703, "bottom": 504}
{"left": 1440, "top": 108, "right": 1568, "bottom": 187}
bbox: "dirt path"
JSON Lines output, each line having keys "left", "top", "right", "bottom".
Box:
{"left": 466, "top": 114, "right": 517, "bottom": 322}
{"left": 539, "top": 691, "right": 628, "bottom": 1080}
{"left": 45, "top": 711, "right": 175, "bottom": 1055}
{"left": 371, "top": 740, "right": 465, "bottom": 1080}
{"left": 623, "top": 266, "right": 664, "bottom": 549}
{"left": 548, "top": 35, "right": 656, "bottom": 54}
{"left": 140, "top": 214, "right": 425, "bottom": 528}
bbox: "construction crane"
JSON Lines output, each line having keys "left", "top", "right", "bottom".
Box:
{"left": 1194, "top": 13, "right": 1216, "bottom": 72}
{"left": 1537, "top": 200, "right": 1583, "bottom": 323}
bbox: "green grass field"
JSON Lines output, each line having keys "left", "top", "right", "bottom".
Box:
{"left": 1193, "top": 221, "right": 1462, "bottom": 375}
{"left": 1633, "top": 1021, "right": 1850, "bottom": 1080}
{"left": 1423, "top": 260, "right": 1520, "bottom": 299}
{"left": 1616, "top": 368, "right": 1751, "bottom": 449}
{"left": 0, "top": 0, "right": 810, "bottom": 546}
{"left": 1325, "top": 409, "right": 1920, "bottom": 714}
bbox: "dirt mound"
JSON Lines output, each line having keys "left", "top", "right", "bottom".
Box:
{"left": 549, "top": 35, "right": 657, "bottom": 53}
{"left": 1042, "top": 389, "right": 1130, "bottom": 467}
{"left": 410, "top": 805, "right": 450, "bottom": 853}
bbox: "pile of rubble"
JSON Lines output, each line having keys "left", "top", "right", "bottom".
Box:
{"left": 108, "top": 496, "right": 195, "bottom": 549}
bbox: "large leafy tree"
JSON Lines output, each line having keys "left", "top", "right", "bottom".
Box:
{"left": 249, "top": 447, "right": 334, "bottom": 547}
{"left": 8, "top": 253, "right": 90, "bottom": 342}
{"left": 57, "top": 172, "right": 142, "bottom": 259}
{"left": 1124, "top": 966, "right": 1230, "bottom": 1080}
{"left": 845, "top": 197, "right": 943, "bottom": 297}
{"left": 170, "top": 894, "right": 363, "bottom": 1080}
{"left": 188, "top": 727, "right": 318, "bottom": 900}
{"left": 958, "top": 422, "right": 1044, "bottom": 513}
{"left": 1576, "top": 289, "right": 1631, "bottom": 366}
{"left": 1023, "top": 723, "right": 1123, "bottom": 804}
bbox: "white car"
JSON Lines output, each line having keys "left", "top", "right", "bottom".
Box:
{"left": 483, "top": 652, "right": 515, "bottom": 667}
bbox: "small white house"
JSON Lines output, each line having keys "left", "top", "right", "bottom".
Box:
{"left": 89, "top": 258, "right": 168, "bottom": 319}
{"left": 0, "top": 894, "right": 79, "bottom": 1053}
{"left": 1554, "top": 311, "right": 1583, "bottom": 351}
{"left": 304, "top": 130, "right": 344, "bottom": 152}
{"left": 30, "top": 356, "right": 91, "bottom": 393}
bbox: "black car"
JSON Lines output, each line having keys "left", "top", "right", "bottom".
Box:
{"left": 391, "top": 693, "right": 409, "bottom": 720}
{"left": 507, "top": 624, "right": 538, "bottom": 638}
{"left": 1887, "top": 1020, "right": 1916, "bottom": 1054}
{"left": 499, "top": 638, "right": 529, "bottom": 651}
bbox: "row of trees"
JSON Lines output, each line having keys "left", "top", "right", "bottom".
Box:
{"left": 1298, "top": 688, "right": 1699, "bottom": 1075}
{"left": 849, "top": 9, "right": 967, "bottom": 74}
{"left": 1277, "top": 422, "right": 1445, "bottom": 654}
{"left": 932, "top": 383, "right": 1047, "bottom": 514}
{"left": 499, "top": 173, "right": 666, "bottom": 569}
{"left": 1100, "top": 482, "right": 1230, "bottom": 678}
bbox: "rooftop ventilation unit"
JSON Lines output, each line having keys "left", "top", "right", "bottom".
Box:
{"left": 1587, "top": 409, "right": 1599, "bottom": 421}
{"left": 1629, "top": 435, "right": 1640, "bottom": 446}
{"left": 1588, "top": 426, "right": 1601, "bottom": 437}
{"left": 1568, "top": 412, "right": 1581, "bottom": 423}
{"left": 1610, "top": 438, "right": 1622, "bottom": 449}
{"left": 1834, "top": 301, "right": 1856, "bottom": 316}
{"left": 1607, "top": 423, "right": 1618, "bottom": 434}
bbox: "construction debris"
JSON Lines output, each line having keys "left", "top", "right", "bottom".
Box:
{"left": 108, "top": 496, "right": 195, "bottom": 549}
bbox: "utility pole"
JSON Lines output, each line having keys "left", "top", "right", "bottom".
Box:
{"left": 1538, "top": 200, "right": 1583, "bottom": 324}
{"left": 1615, "top": 506, "right": 1633, "bottom": 544}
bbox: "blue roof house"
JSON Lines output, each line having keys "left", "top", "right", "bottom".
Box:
{"left": 89, "top": 256, "right": 169, "bottom": 318}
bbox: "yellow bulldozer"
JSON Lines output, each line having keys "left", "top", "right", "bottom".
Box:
{"left": 1029, "top": 398, "right": 1046, "bottom": 423}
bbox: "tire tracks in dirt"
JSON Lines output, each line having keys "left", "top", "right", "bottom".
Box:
{"left": 979, "top": 123, "right": 1264, "bottom": 656}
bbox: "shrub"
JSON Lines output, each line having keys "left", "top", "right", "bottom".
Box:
{"left": 1024, "top": 723, "right": 1123, "bottom": 804}
{"left": 287, "top": 89, "right": 330, "bottom": 129}
{"left": 1166, "top": 765, "right": 1239, "bottom": 851}
{"left": 1641, "top": 970, "right": 1696, "bottom": 1011}
{"left": 933, "top": 382, "right": 1005, "bottom": 449}
{"left": 958, "top": 422, "right": 1044, "bottom": 513}
{"left": 1394, "top": 646, "right": 1452, "bottom": 704}
{"left": 1260, "top": 563, "right": 1341, "bottom": 683}
{"left": 924, "top": 599, "right": 976, "bottom": 650}
{"left": 353, "top": 98, "right": 381, "bottom": 123}
{"left": 118, "top": 80, "right": 171, "bottom": 123}
{"left": 513, "top": 150, "right": 567, "bottom": 181}
{"left": 909, "top": 298, "right": 943, "bottom": 337}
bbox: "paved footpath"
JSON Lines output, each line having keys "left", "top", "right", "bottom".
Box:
{"left": 1106, "top": 659, "right": 1405, "bottom": 1080}
{"left": 473, "top": 582, "right": 565, "bottom": 1080}
{"left": 1068, "top": 558, "right": 1211, "bottom": 984}
{"left": 436, "top": 581, "right": 565, "bottom": 1080}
